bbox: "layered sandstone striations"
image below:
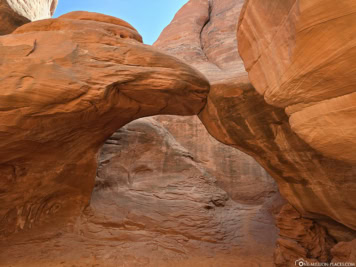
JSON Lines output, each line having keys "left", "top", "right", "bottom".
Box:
{"left": 0, "top": 118, "right": 280, "bottom": 266}
{"left": 154, "top": 0, "right": 275, "bottom": 206}
{"left": 237, "top": 0, "right": 356, "bottom": 165}
{"left": 0, "top": 7, "right": 282, "bottom": 266}
{"left": 0, "top": 0, "right": 57, "bottom": 34}
{"left": 155, "top": 115, "right": 277, "bottom": 204}
{"left": 0, "top": 11, "right": 209, "bottom": 241}
{"left": 155, "top": 0, "right": 356, "bottom": 264}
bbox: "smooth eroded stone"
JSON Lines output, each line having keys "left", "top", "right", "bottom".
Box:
{"left": 237, "top": 0, "right": 356, "bottom": 164}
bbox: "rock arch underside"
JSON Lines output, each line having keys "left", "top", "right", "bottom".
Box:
{"left": 0, "top": 0, "right": 355, "bottom": 266}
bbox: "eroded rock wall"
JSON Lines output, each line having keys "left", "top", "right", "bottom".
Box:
{"left": 155, "top": 0, "right": 356, "bottom": 265}
{"left": 154, "top": 115, "right": 276, "bottom": 204}
{"left": 238, "top": 0, "right": 356, "bottom": 165}
{"left": 0, "top": 118, "right": 281, "bottom": 267}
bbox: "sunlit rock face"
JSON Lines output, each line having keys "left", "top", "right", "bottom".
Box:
{"left": 237, "top": 0, "right": 356, "bottom": 228}
{"left": 236, "top": 1, "right": 356, "bottom": 263}
{"left": 6, "top": 0, "right": 57, "bottom": 20}
{"left": 238, "top": 0, "right": 356, "bottom": 165}
{"left": 0, "top": 0, "right": 58, "bottom": 34}
{"left": 155, "top": 0, "right": 356, "bottom": 265}
{"left": 0, "top": 11, "right": 208, "bottom": 242}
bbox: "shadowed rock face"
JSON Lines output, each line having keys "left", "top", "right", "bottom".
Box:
{"left": 0, "top": 0, "right": 57, "bottom": 34}
{"left": 274, "top": 204, "right": 336, "bottom": 267}
{"left": 0, "top": 118, "right": 281, "bottom": 266}
{"left": 154, "top": 0, "right": 356, "bottom": 265}
{"left": 0, "top": 11, "right": 209, "bottom": 240}
{"left": 89, "top": 118, "right": 280, "bottom": 266}
{"left": 331, "top": 239, "right": 356, "bottom": 265}
{"left": 153, "top": 0, "right": 277, "bottom": 206}
{"left": 154, "top": 115, "right": 277, "bottom": 205}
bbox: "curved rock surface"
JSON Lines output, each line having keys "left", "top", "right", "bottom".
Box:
{"left": 154, "top": 0, "right": 246, "bottom": 83}
{"left": 237, "top": 0, "right": 356, "bottom": 164}
{"left": 155, "top": 0, "right": 356, "bottom": 264}
{"left": 0, "top": 0, "right": 57, "bottom": 34}
{"left": 0, "top": 11, "right": 209, "bottom": 239}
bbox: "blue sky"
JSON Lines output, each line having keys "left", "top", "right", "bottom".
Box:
{"left": 54, "top": 0, "right": 188, "bottom": 45}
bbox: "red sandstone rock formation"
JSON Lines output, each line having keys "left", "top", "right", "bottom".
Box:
{"left": 154, "top": 115, "right": 277, "bottom": 204}
{"left": 0, "top": 5, "right": 282, "bottom": 266}
{"left": 274, "top": 204, "right": 336, "bottom": 267}
{"left": 236, "top": 1, "right": 356, "bottom": 263}
{"left": 0, "top": 7, "right": 279, "bottom": 266}
{"left": 1, "top": 0, "right": 355, "bottom": 266}
{"left": 0, "top": 11, "right": 208, "bottom": 240}
{"left": 331, "top": 239, "right": 356, "bottom": 265}
{"left": 155, "top": 0, "right": 356, "bottom": 265}
{"left": 0, "top": 117, "right": 280, "bottom": 266}
{"left": 237, "top": 0, "right": 356, "bottom": 165}
{"left": 0, "top": 0, "right": 57, "bottom": 34}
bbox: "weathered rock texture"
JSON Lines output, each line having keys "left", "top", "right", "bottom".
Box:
{"left": 154, "top": 0, "right": 246, "bottom": 83}
{"left": 331, "top": 239, "right": 356, "bottom": 265}
{"left": 236, "top": 0, "right": 356, "bottom": 228}
{"left": 0, "top": 8, "right": 281, "bottom": 266}
{"left": 155, "top": 0, "right": 356, "bottom": 265}
{"left": 0, "top": 0, "right": 57, "bottom": 34}
{"left": 1, "top": 0, "right": 355, "bottom": 266}
{"left": 0, "top": 118, "right": 281, "bottom": 266}
{"left": 88, "top": 118, "right": 279, "bottom": 267}
{"left": 237, "top": 0, "right": 356, "bottom": 165}
{"left": 274, "top": 204, "right": 336, "bottom": 267}
{"left": 0, "top": 11, "right": 208, "bottom": 241}
{"left": 155, "top": 115, "right": 276, "bottom": 204}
